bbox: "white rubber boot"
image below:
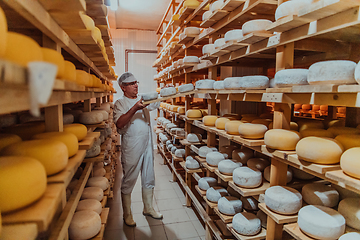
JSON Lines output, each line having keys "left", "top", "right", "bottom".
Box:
{"left": 121, "top": 193, "right": 136, "bottom": 227}
{"left": 142, "top": 188, "right": 163, "bottom": 219}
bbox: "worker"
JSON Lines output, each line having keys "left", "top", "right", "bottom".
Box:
{"left": 113, "top": 72, "right": 162, "bottom": 227}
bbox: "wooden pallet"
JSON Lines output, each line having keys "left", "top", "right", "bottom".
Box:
{"left": 258, "top": 203, "right": 297, "bottom": 224}
{"left": 227, "top": 224, "right": 266, "bottom": 240}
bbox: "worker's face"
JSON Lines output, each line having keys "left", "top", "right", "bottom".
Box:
{"left": 121, "top": 81, "right": 139, "bottom": 98}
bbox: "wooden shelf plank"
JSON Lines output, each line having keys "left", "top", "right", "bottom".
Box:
{"left": 287, "top": 154, "right": 341, "bottom": 175}
{"left": 195, "top": 185, "right": 207, "bottom": 196}
{"left": 214, "top": 206, "right": 234, "bottom": 224}
{"left": 211, "top": 49, "right": 231, "bottom": 57}
{"left": 180, "top": 139, "right": 205, "bottom": 146}
{"left": 179, "top": 6, "right": 197, "bottom": 21}
{"left": 201, "top": 10, "right": 229, "bottom": 28}
{"left": 0, "top": 223, "right": 38, "bottom": 240}
{"left": 221, "top": 40, "right": 248, "bottom": 51}
{"left": 215, "top": 169, "right": 233, "bottom": 182}
{"left": 83, "top": 150, "right": 105, "bottom": 163}
{"left": 227, "top": 224, "right": 267, "bottom": 240}
{"left": 266, "top": 15, "right": 312, "bottom": 33}
{"left": 100, "top": 207, "right": 110, "bottom": 224}
{"left": 178, "top": 34, "right": 198, "bottom": 44}
{"left": 260, "top": 145, "right": 296, "bottom": 160}
{"left": 200, "top": 53, "right": 218, "bottom": 60}
{"left": 238, "top": 32, "right": 274, "bottom": 45}
{"left": 142, "top": 90, "right": 196, "bottom": 104}
{"left": 283, "top": 223, "right": 313, "bottom": 240}
{"left": 79, "top": 132, "right": 101, "bottom": 150}
{"left": 202, "top": 162, "right": 218, "bottom": 173}
{"left": 258, "top": 203, "right": 297, "bottom": 224}
{"left": 222, "top": 0, "right": 247, "bottom": 11}
{"left": 232, "top": 136, "right": 264, "bottom": 147}
{"left": 91, "top": 224, "right": 105, "bottom": 240}
{"left": 338, "top": 84, "right": 360, "bottom": 93}
{"left": 325, "top": 170, "right": 360, "bottom": 194}
{"left": 228, "top": 180, "right": 270, "bottom": 197}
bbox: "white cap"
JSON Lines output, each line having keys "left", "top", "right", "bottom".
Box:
{"left": 118, "top": 72, "right": 137, "bottom": 85}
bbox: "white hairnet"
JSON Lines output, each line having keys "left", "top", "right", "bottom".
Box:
{"left": 118, "top": 72, "right": 137, "bottom": 85}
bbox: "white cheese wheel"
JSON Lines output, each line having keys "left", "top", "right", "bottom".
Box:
{"left": 183, "top": 56, "right": 200, "bottom": 63}
{"left": 187, "top": 133, "right": 202, "bottom": 143}
{"left": 63, "top": 113, "right": 74, "bottom": 125}
{"left": 300, "top": 128, "right": 334, "bottom": 138}
{"left": 233, "top": 167, "right": 262, "bottom": 188}
{"left": 178, "top": 83, "right": 194, "bottom": 93}
{"left": 202, "top": 44, "right": 215, "bottom": 55}
{"left": 186, "top": 158, "right": 200, "bottom": 169}
{"left": 85, "top": 142, "right": 101, "bottom": 158}
{"left": 199, "top": 146, "right": 214, "bottom": 158}
{"left": 298, "top": 205, "right": 346, "bottom": 239}
{"left": 76, "top": 199, "right": 102, "bottom": 214}
{"left": 296, "top": 137, "right": 344, "bottom": 164}
{"left": 308, "top": 60, "right": 357, "bottom": 85}
{"left": 290, "top": 166, "right": 316, "bottom": 180}
{"left": 274, "top": 69, "right": 309, "bottom": 87}
{"left": 198, "top": 177, "right": 217, "bottom": 190}
{"left": 206, "top": 151, "right": 225, "bottom": 166}
{"left": 224, "top": 77, "right": 241, "bottom": 89}
{"left": 232, "top": 212, "right": 261, "bottom": 236}
{"left": 264, "top": 129, "right": 301, "bottom": 150}
{"left": 225, "top": 120, "right": 243, "bottom": 135}
{"left": 167, "top": 144, "right": 174, "bottom": 151}
{"left": 241, "top": 196, "right": 259, "bottom": 211}
{"left": 203, "top": 115, "right": 219, "bottom": 126}
{"left": 215, "top": 117, "right": 230, "bottom": 130}
{"left": 238, "top": 75, "right": 269, "bottom": 89}
{"left": 341, "top": 147, "right": 360, "bottom": 179}
{"left": 327, "top": 126, "right": 360, "bottom": 137}
{"left": 265, "top": 186, "right": 302, "bottom": 215}
{"left": 87, "top": 177, "right": 109, "bottom": 191}
{"left": 247, "top": 158, "right": 270, "bottom": 172}
{"left": 186, "top": 109, "right": 202, "bottom": 118}
{"left": 242, "top": 19, "right": 273, "bottom": 35}
{"left": 218, "top": 196, "right": 243, "bottom": 215}
{"left": 238, "top": 123, "right": 268, "bottom": 139}
{"left": 339, "top": 232, "right": 360, "bottom": 240}
{"left": 338, "top": 198, "right": 360, "bottom": 230}
{"left": 174, "top": 149, "right": 185, "bottom": 158}
{"left": 252, "top": 118, "right": 272, "bottom": 127}
{"left": 302, "top": 183, "right": 339, "bottom": 207}
{"left": 64, "top": 124, "right": 88, "bottom": 141}
{"left": 257, "top": 210, "right": 268, "bottom": 229}
{"left": 210, "top": 0, "right": 224, "bottom": 12}
{"left": 79, "top": 112, "right": 103, "bottom": 125}
{"left": 224, "top": 29, "right": 243, "bottom": 43}
{"left": 206, "top": 186, "right": 228, "bottom": 203}
{"left": 232, "top": 148, "right": 254, "bottom": 165}
{"left": 202, "top": 10, "right": 212, "bottom": 21}
{"left": 214, "top": 38, "right": 226, "bottom": 49}
{"left": 166, "top": 123, "right": 177, "bottom": 130}
{"left": 140, "top": 91, "right": 158, "bottom": 101}
{"left": 184, "top": 27, "right": 200, "bottom": 35}
{"left": 218, "top": 159, "right": 242, "bottom": 175}
{"left": 166, "top": 140, "right": 172, "bottom": 146}
{"left": 355, "top": 61, "right": 360, "bottom": 84}
{"left": 264, "top": 166, "right": 293, "bottom": 183}
{"left": 335, "top": 134, "right": 360, "bottom": 150}
{"left": 69, "top": 210, "right": 102, "bottom": 240}
{"left": 195, "top": 79, "right": 215, "bottom": 89}
{"left": 219, "top": 145, "right": 238, "bottom": 157}
{"left": 214, "top": 80, "right": 225, "bottom": 89}
{"left": 275, "top": 0, "right": 315, "bottom": 20}
{"left": 160, "top": 87, "right": 177, "bottom": 97}
{"left": 81, "top": 187, "right": 104, "bottom": 201}
{"left": 269, "top": 78, "right": 276, "bottom": 88}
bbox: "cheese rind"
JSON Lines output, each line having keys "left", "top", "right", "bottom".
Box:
{"left": 213, "top": 81, "right": 225, "bottom": 89}
{"left": 76, "top": 199, "right": 102, "bottom": 214}
{"left": 206, "top": 152, "right": 225, "bottom": 166}
{"left": 0, "top": 134, "right": 22, "bottom": 152}
{"left": 265, "top": 186, "right": 302, "bottom": 215}
{"left": 225, "top": 120, "right": 243, "bottom": 135}
{"left": 247, "top": 158, "right": 270, "bottom": 172}
{"left": 187, "top": 133, "right": 202, "bottom": 143}
{"left": 264, "top": 129, "right": 301, "bottom": 150}
{"left": 203, "top": 115, "right": 219, "bottom": 126}
{"left": 206, "top": 186, "right": 228, "bottom": 203}
{"left": 87, "top": 177, "right": 109, "bottom": 191}
{"left": 81, "top": 187, "right": 104, "bottom": 201}
{"left": 339, "top": 233, "right": 360, "bottom": 240}
{"left": 202, "top": 10, "right": 212, "bottom": 21}
{"left": 219, "top": 145, "right": 238, "bottom": 157}
{"left": 33, "top": 132, "right": 78, "bottom": 157}
{"left": 232, "top": 212, "right": 261, "bottom": 236}
{"left": 183, "top": 56, "right": 200, "bottom": 63}
{"left": 340, "top": 147, "right": 360, "bottom": 179}
{"left": 195, "top": 79, "right": 215, "bottom": 89}
{"left": 140, "top": 92, "right": 158, "bottom": 101}
{"left": 327, "top": 126, "right": 360, "bottom": 137}
{"left": 300, "top": 128, "right": 334, "bottom": 138}
{"left": 185, "top": 158, "right": 200, "bottom": 169}
{"left": 224, "top": 77, "right": 241, "bottom": 89}
{"left": 224, "top": 29, "right": 243, "bottom": 43}
{"left": 184, "top": 27, "right": 200, "bottom": 35}
{"left": 233, "top": 167, "right": 262, "bottom": 188}
{"left": 63, "top": 124, "right": 88, "bottom": 141}
{"left": 238, "top": 123, "right": 268, "bottom": 139}
{"left": 198, "top": 146, "right": 214, "bottom": 158}
{"left": 210, "top": 0, "right": 224, "bottom": 12}
{"left": 214, "top": 38, "right": 226, "bottom": 49}
{"left": 275, "top": 0, "right": 316, "bottom": 20}
{"left": 178, "top": 83, "right": 194, "bottom": 93}
{"left": 0, "top": 6, "right": 7, "bottom": 58}
{"left": 238, "top": 75, "right": 269, "bottom": 89}
{"left": 218, "top": 159, "right": 242, "bottom": 175}
{"left": 198, "top": 177, "right": 217, "bottom": 190}
{"left": 186, "top": 109, "right": 202, "bottom": 118}
{"left": 274, "top": 69, "right": 309, "bottom": 87}
{"left": 338, "top": 198, "right": 360, "bottom": 230}
{"left": 302, "top": 183, "right": 339, "bottom": 207}
{"left": 79, "top": 112, "right": 103, "bottom": 125}
{"left": 69, "top": 210, "right": 101, "bottom": 240}
{"left": 242, "top": 19, "right": 272, "bottom": 35}
{"left": 160, "top": 87, "right": 177, "bottom": 97}
{"left": 202, "top": 44, "right": 215, "bottom": 54}
{"left": 218, "top": 196, "right": 243, "bottom": 215}
{"left": 215, "top": 117, "right": 230, "bottom": 130}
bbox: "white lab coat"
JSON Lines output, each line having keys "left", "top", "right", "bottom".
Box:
{"left": 113, "top": 95, "right": 160, "bottom": 195}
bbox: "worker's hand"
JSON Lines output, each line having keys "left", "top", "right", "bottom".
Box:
{"left": 134, "top": 98, "right": 148, "bottom": 111}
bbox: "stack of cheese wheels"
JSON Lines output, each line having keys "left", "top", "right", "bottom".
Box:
{"left": 232, "top": 148, "right": 254, "bottom": 165}
{"left": 308, "top": 60, "right": 357, "bottom": 85}
{"left": 141, "top": 91, "right": 158, "bottom": 101}
{"left": 290, "top": 166, "right": 315, "bottom": 180}
{"left": 232, "top": 212, "right": 261, "bottom": 236}
{"left": 195, "top": 79, "right": 215, "bottom": 89}
{"left": 233, "top": 167, "right": 262, "bottom": 188}
{"left": 327, "top": 126, "right": 360, "bottom": 137}
{"left": 160, "top": 87, "right": 177, "bottom": 97}
{"left": 186, "top": 109, "right": 202, "bottom": 118}
{"left": 206, "top": 186, "right": 228, "bottom": 203}
{"left": 175, "top": 149, "right": 185, "bottom": 158}
{"left": 300, "top": 128, "right": 334, "bottom": 138}
{"left": 69, "top": 210, "right": 102, "bottom": 240}
{"left": 185, "top": 156, "right": 200, "bottom": 169}
{"left": 296, "top": 137, "right": 344, "bottom": 164}
{"left": 338, "top": 198, "right": 360, "bottom": 230}
{"left": 274, "top": 69, "right": 309, "bottom": 87}
{"left": 206, "top": 151, "right": 225, "bottom": 166}
{"left": 225, "top": 120, "right": 243, "bottom": 135}
{"left": 242, "top": 19, "right": 273, "bottom": 35}
{"left": 87, "top": 177, "right": 109, "bottom": 191}
{"left": 202, "top": 43, "right": 215, "bottom": 55}
{"left": 264, "top": 166, "right": 293, "bottom": 183}
{"left": 198, "top": 177, "right": 217, "bottom": 190}
{"left": 183, "top": 55, "right": 200, "bottom": 64}
{"left": 81, "top": 187, "right": 104, "bottom": 201}
{"left": 76, "top": 199, "right": 102, "bottom": 214}
{"left": 298, "top": 205, "right": 346, "bottom": 239}
{"left": 214, "top": 38, "right": 225, "bottom": 49}
{"left": 302, "top": 183, "right": 339, "bottom": 207}
{"left": 224, "top": 29, "right": 243, "bottom": 43}
{"left": 63, "top": 123, "right": 88, "bottom": 141}
{"left": 203, "top": 115, "right": 218, "bottom": 126}
{"left": 187, "top": 133, "right": 202, "bottom": 143}
{"left": 218, "top": 196, "right": 243, "bottom": 215}
{"left": 219, "top": 145, "right": 237, "bottom": 158}
{"left": 239, "top": 75, "right": 269, "bottom": 89}
{"left": 0, "top": 134, "right": 21, "bottom": 152}
{"left": 238, "top": 123, "right": 268, "bottom": 139}
{"left": 41, "top": 47, "right": 65, "bottom": 79}
{"left": 214, "top": 80, "right": 225, "bottom": 90}
{"left": 2, "top": 121, "right": 46, "bottom": 140}
{"left": 247, "top": 158, "right": 270, "bottom": 172}
{"left": 171, "top": 146, "right": 178, "bottom": 154}
{"left": 264, "top": 129, "right": 301, "bottom": 150}
{"left": 178, "top": 83, "right": 194, "bottom": 93}
{"left": 215, "top": 117, "right": 230, "bottom": 129}
{"left": 275, "top": 0, "right": 315, "bottom": 20}
{"left": 265, "top": 186, "right": 302, "bottom": 215}
{"left": 0, "top": 156, "right": 47, "bottom": 212}
{"left": 218, "top": 159, "right": 242, "bottom": 175}
{"left": 340, "top": 147, "right": 360, "bottom": 179}
{"left": 33, "top": 132, "right": 79, "bottom": 157}
{"left": 79, "top": 112, "right": 103, "bottom": 125}
{"left": 198, "top": 146, "right": 214, "bottom": 158}
{"left": 0, "top": 139, "right": 68, "bottom": 176}
{"left": 0, "top": 6, "right": 7, "bottom": 57}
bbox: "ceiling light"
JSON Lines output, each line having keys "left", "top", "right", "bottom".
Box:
{"left": 110, "top": 0, "right": 119, "bottom": 11}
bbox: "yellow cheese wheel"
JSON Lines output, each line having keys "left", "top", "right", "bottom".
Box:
{"left": 63, "top": 61, "right": 76, "bottom": 82}
{"left": 264, "top": 129, "right": 301, "bottom": 150}
{"left": 178, "top": 107, "right": 185, "bottom": 114}
{"left": 215, "top": 118, "right": 231, "bottom": 130}
{"left": 296, "top": 137, "right": 344, "bottom": 164}
{"left": 80, "top": 13, "right": 95, "bottom": 30}
{"left": 33, "top": 132, "right": 79, "bottom": 157}
{"left": 93, "top": 27, "right": 102, "bottom": 43}
{"left": 327, "top": 127, "right": 360, "bottom": 137}
{"left": 238, "top": 123, "right": 268, "bottom": 139}
{"left": 203, "top": 115, "right": 219, "bottom": 126}
{"left": 76, "top": 70, "right": 91, "bottom": 86}
{"left": 184, "top": 0, "right": 200, "bottom": 8}
{"left": 0, "top": 139, "right": 68, "bottom": 176}
{"left": 225, "top": 120, "right": 243, "bottom": 135}
{"left": 252, "top": 119, "right": 272, "bottom": 127}
{"left": 186, "top": 109, "right": 202, "bottom": 118}
{"left": 41, "top": 47, "right": 65, "bottom": 78}
{"left": 0, "top": 156, "right": 46, "bottom": 212}
{"left": 4, "top": 32, "right": 43, "bottom": 67}
{"left": 0, "top": 6, "right": 7, "bottom": 58}
{"left": 0, "top": 134, "right": 21, "bottom": 152}
{"left": 300, "top": 129, "right": 334, "bottom": 138}
{"left": 340, "top": 147, "right": 360, "bottom": 179}
{"left": 2, "top": 121, "right": 46, "bottom": 140}
{"left": 63, "top": 123, "right": 88, "bottom": 141}
{"left": 172, "top": 14, "right": 179, "bottom": 21}
{"left": 298, "top": 121, "right": 324, "bottom": 132}
{"left": 335, "top": 134, "right": 360, "bottom": 150}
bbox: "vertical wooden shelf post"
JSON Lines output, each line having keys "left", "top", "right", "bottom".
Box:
{"left": 45, "top": 104, "right": 63, "bottom": 132}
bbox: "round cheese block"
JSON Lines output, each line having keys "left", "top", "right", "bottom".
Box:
{"left": 308, "top": 60, "right": 357, "bottom": 85}
{"left": 166, "top": 140, "right": 172, "bottom": 146}
{"left": 186, "top": 158, "right": 200, "bottom": 169}
{"left": 69, "top": 210, "right": 101, "bottom": 240}
{"left": 218, "top": 159, "right": 242, "bottom": 175}
{"left": 195, "top": 79, "right": 215, "bottom": 89}
{"left": 198, "top": 177, "right": 217, "bottom": 191}
{"left": 81, "top": 187, "right": 104, "bottom": 201}
{"left": 225, "top": 120, "right": 243, "bottom": 135}
{"left": 265, "top": 186, "right": 302, "bottom": 215}
{"left": 187, "top": 133, "right": 202, "bottom": 143}
{"left": 177, "top": 107, "right": 185, "bottom": 114}
{"left": 93, "top": 167, "right": 106, "bottom": 177}
{"left": 206, "top": 186, "right": 228, "bottom": 203}
{"left": 210, "top": 0, "right": 224, "bottom": 12}
{"left": 219, "top": 145, "right": 238, "bottom": 157}
{"left": 340, "top": 147, "right": 360, "bottom": 179}
{"left": 238, "top": 75, "right": 269, "bottom": 89}
{"left": 324, "top": 119, "right": 345, "bottom": 128}
{"left": 298, "top": 205, "right": 346, "bottom": 239}
{"left": 332, "top": 184, "right": 360, "bottom": 200}
{"left": 79, "top": 112, "right": 103, "bottom": 125}
{"left": 85, "top": 143, "right": 101, "bottom": 158}
{"left": 296, "top": 137, "right": 344, "bottom": 164}
{"left": 339, "top": 232, "right": 360, "bottom": 240}
{"left": 140, "top": 91, "right": 158, "bottom": 101}
{"left": 176, "top": 128, "right": 185, "bottom": 137}
{"left": 178, "top": 83, "right": 194, "bottom": 93}
{"left": 76, "top": 70, "right": 91, "bottom": 86}
{"left": 275, "top": 0, "right": 316, "bottom": 20}
{"left": 171, "top": 146, "right": 178, "bottom": 154}
{"left": 274, "top": 69, "right": 309, "bottom": 87}
{"left": 327, "top": 126, "right": 360, "bottom": 137}
{"left": 300, "top": 128, "right": 334, "bottom": 138}
{"left": 63, "top": 61, "right": 76, "bottom": 82}
{"left": 335, "top": 134, "right": 360, "bottom": 150}
{"left": 63, "top": 113, "right": 74, "bottom": 125}
{"left": 202, "top": 44, "right": 215, "bottom": 55}
{"left": 202, "top": 10, "right": 212, "bottom": 21}
{"left": 224, "top": 77, "right": 241, "bottom": 89}
{"left": 186, "top": 109, "right": 202, "bottom": 118}
{"left": 290, "top": 166, "right": 316, "bottom": 180}
{"left": 0, "top": 6, "right": 7, "bottom": 58}
{"left": 224, "top": 29, "right": 243, "bottom": 43}
{"left": 233, "top": 167, "right": 262, "bottom": 188}
{"left": 218, "top": 196, "right": 243, "bottom": 215}
{"left": 232, "top": 148, "right": 254, "bottom": 165}
{"left": 214, "top": 38, "right": 226, "bottom": 49}
{"left": 338, "top": 198, "right": 360, "bottom": 230}
{"left": 87, "top": 177, "right": 109, "bottom": 191}
{"left": 0, "top": 134, "right": 22, "bottom": 152}
{"left": 183, "top": 56, "right": 200, "bottom": 63}
{"left": 203, "top": 115, "right": 219, "bottom": 126}
{"left": 167, "top": 144, "right": 174, "bottom": 151}
{"left": 232, "top": 212, "right": 261, "bottom": 236}
{"left": 184, "top": 27, "right": 200, "bottom": 36}
{"left": 264, "top": 129, "right": 301, "bottom": 150}
{"left": 206, "top": 152, "right": 225, "bottom": 166}
{"left": 160, "top": 87, "right": 177, "bottom": 97}
{"left": 269, "top": 77, "right": 276, "bottom": 88}
{"left": 214, "top": 81, "right": 225, "bottom": 90}
{"left": 247, "top": 158, "right": 270, "bottom": 172}
{"left": 175, "top": 149, "right": 185, "bottom": 159}
{"left": 199, "top": 146, "right": 214, "bottom": 158}
{"left": 0, "top": 156, "right": 46, "bottom": 213}
{"left": 238, "top": 123, "right": 268, "bottom": 139}
{"left": 241, "top": 196, "right": 259, "bottom": 211}
{"left": 242, "top": 19, "right": 273, "bottom": 35}
{"left": 215, "top": 117, "right": 231, "bottom": 130}
{"left": 33, "top": 131, "right": 78, "bottom": 157}
{"left": 184, "top": 0, "right": 200, "bottom": 8}
{"left": 41, "top": 47, "right": 65, "bottom": 78}
{"left": 264, "top": 166, "right": 293, "bottom": 183}
{"left": 76, "top": 199, "right": 102, "bottom": 214}
{"left": 302, "top": 183, "right": 339, "bottom": 207}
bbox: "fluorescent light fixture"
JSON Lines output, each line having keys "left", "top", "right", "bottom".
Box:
{"left": 110, "top": 0, "right": 119, "bottom": 11}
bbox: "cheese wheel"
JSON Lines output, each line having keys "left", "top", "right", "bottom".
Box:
{"left": 300, "top": 128, "right": 334, "bottom": 138}
{"left": 187, "top": 133, "right": 202, "bottom": 143}
{"left": 202, "top": 44, "right": 215, "bottom": 55}
{"left": 63, "top": 61, "right": 77, "bottom": 82}
{"left": 206, "top": 151, "right": 225, "bottom": 166}
{"left": 338, "top": 198, "right": 360, "bottom": 230}
{"left": 264, "top": 129, "right": 301, "bottom": 150}
{"left": 174, "top": 149, "right": 185, "bottom": 158}
{"left": 355, "top": 61, "right": 360, "bottom": 84}
{"left": 327, "top": 126, "right": 360, "bottom": 137}
{"left": 80, "top": 13, "right": 95, "bottom": 30}
{"left": 0, "top": 6, "right": 7, "bottom": 58}
{"left": 218, "top": 159, "right": 242, "bottom": 175}
{"left": 178, "top": 83, "right": 194, "bottom": 93}
{"left": 298, "top": 205, "right": 346, "bottom": 239}
{"left": 218, "top": 196, "right": 243, "bottom": 215}
{"left": 238, "top": 75, "right": 269, "bottom": 89}
{"left": 225, "top": 120, "right": 243, "bottom": 135}
{"left": 176, "top": 128, "right": 185, "bottom": 137}
{"left": 76, "top": 70, "right": 91, "bottom": 86}
{"left": 171, "top": 146, "right": 178, "bottom": 154}
{"left": 76, "top": 199, "right": 102, "bottom": 214}
{"left": 238, "top": 123, "right": 268, "bottom": 139}
{"left": 215, "top": 117, "right": 230, "bottom": 130}
{"left": 334, "top": 134, "right": 360, "bottom": 150}
{"left": 247, "top": 158, "right": 270, "bottom": 172}
{"left": 232, "top": 212, "right": 261, "bottom": 236}
{"left": 308, "top": 60, "right": 357, "bottom": 85}
{"left": 214, "top": 80, "right": 225, "bottom": 90}
{"left": 184, "top": 0, "right": 200, "bottom": 8}
{"left": 224, "top": 77, "right": 241, "bottom": 89}
{"left": 203, "top": 115, "right": 219, "bottom": 126}
{"left": 186, "top": 158, "right": 200, "bottom": 169}
{"left": 198, "top": 146, "right": 214, "bottom": 158}
{"left": 206, "top": 186, "right": 228, "bottom": 203}
{"left": 274, "top": 69, "right": 309, "bottom": 87}
{"left": 275, "top": 0, "right": 316, "bottom": 20}
{"left": 264, "top": 166, "right": 293, "bottom": 183}
{"left": 4, "top": 32, "right": 43, "bottom": 67}
{"left": 296, "top": 137, "right": 343, "bottom": 164}
{"left": 79, "top": 112, "right": 103, "bottom": 125}
{"left": 340, "top": 147, "right": 360, "bottom": 179}
{"left": 324, "top": 119, "right": 345, "bottom": 128}
{"left": 91, "top": 110, "right": 108, "bottom": 121}
{"left": 265, "top": 186, "right": 302, "bottom": 215}
{"left": 214, "top": 38, "right": 226, "bottom": 49}
{"left": 33, "top": 132, "right": 79, "bottom": 157}
{"left": 97, "top": 103, "right": 111, "bottom": 113}
{"left": 93, "top": 167, "right": 106, "bottom": 177}
{"left": 41, "top": 47, "right": 65, "bottom": 78}
{"left": 0, "top": 156, "right": 47, "bottom": 212}
{"left": 69, "top": 210, "right": 101, "bottom": 240}
{"left": 219, "top": 145, "right": 238, "bottom": 157}
{"left": 339, "top": 232, "right": 360, "bottom": 240}
{"left": 140, "top": 91, "right": 158, "bottom": 101}
{"left": 87, "top": 177, "right": 109, "bottom": 191}
{"left": 167, "top": 144, "right": 173, "bottom": 151}
{"left": 63, "top": 124, "right": 88, "bottom": 141}
{"left": 224, "top": 29, "right": 243, "bottom": 43}
{"left": 0, "top": 134, "right": 22, "bottom": 152}
{"left": 242, "top": 19, "right": 273, "bottom": 35}
{"left": 202, "top": 10, "right": 212, "bottom": 20}
{"left": 269, "top": 77, "right": 276, "bottom": 88}
{"left": 233, "top": 167, "right": 262, "bottom": 188}
{"left": 210, "top": 0, "right": 224, "bottom": 12}
{"left": 195, "top": 79, "right": 215, "bottom": 89}
{"left": 298, "top": 121, "right": 324, "bottom": 132}
{"left": 184, "top": 27, "right": 200, "bottom": 35}
{"left": 85, "top": 140, "right": 101, "bottom": 158}
{"left": 232, "top": 148, "right": 254, "bottom": 165}
{"left": 241, "top": 196, "right": 259, "bottom": 211}
{"left": 183, "top": 56, "right": 200, "bottom": 63}
{"left": 301, "top": 183, "right": 339, "bottom": 208}
{"left": 160, "top": 87, "right": 177, "bottom": 97}
{"left": 186, "top": 109, "right": 202, "bottom": 118}
{"left": 63, "top": 113, "right": 74, "bottom": 125}
{"left": 198, "top": 177, "right": 217, "bottom": 190}
{"left": 290, "top": 166, "right": 316, "bottom": 180}
{"left": 0, "top": 139, "right": 68, "bottom": 176}
{"left": 81, "top": 187, "right": 104, "bottom": 201}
